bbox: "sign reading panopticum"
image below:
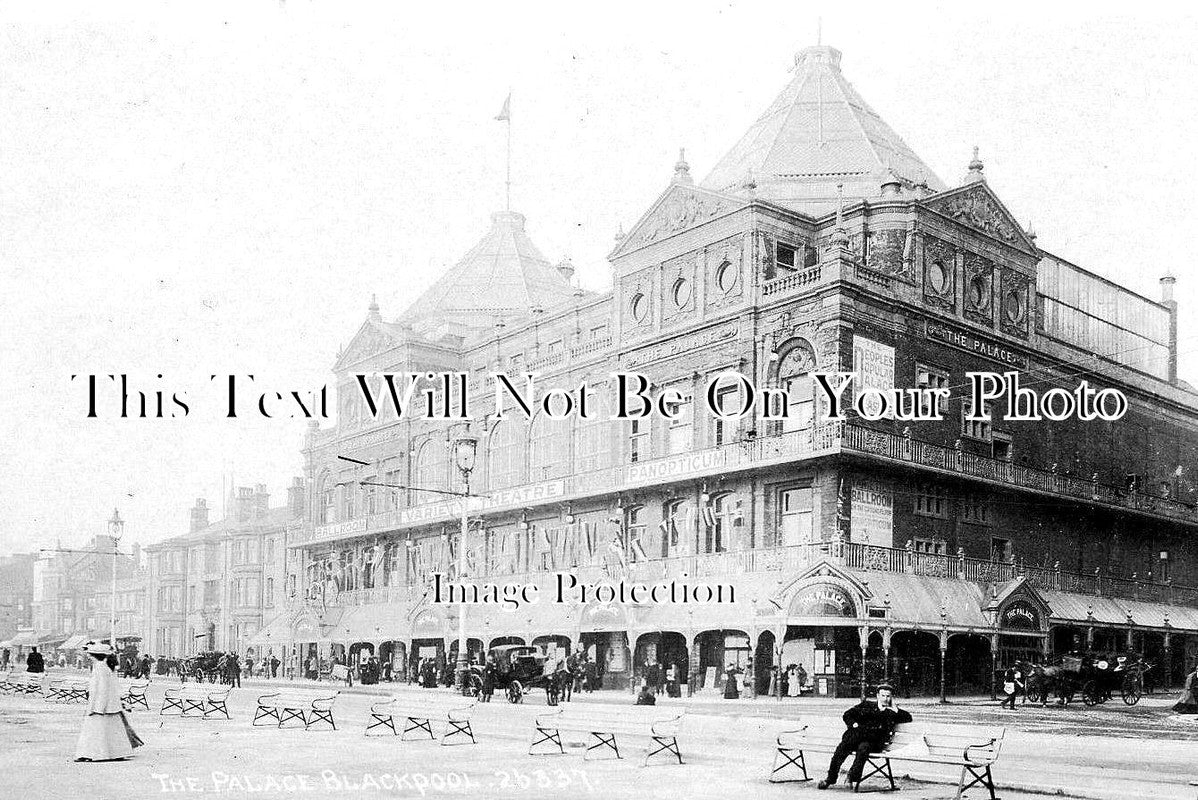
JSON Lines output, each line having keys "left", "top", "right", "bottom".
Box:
{"left": 850, "top": 478, "right": 894, "bottom": 547}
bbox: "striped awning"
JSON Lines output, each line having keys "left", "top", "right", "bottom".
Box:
{"left": 61, "top": 634, "right": 90, "bottom": 650}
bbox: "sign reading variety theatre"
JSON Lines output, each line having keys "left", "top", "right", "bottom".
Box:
{"left": 295, "top": 479, "right": 568, "bottom": 546}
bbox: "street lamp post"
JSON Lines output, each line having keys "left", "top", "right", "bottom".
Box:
{"left": 452, "top": 433, "right": 478, "bottom": 695}
{"left": 108, "top": 509, "right": 124, "bottom": 650}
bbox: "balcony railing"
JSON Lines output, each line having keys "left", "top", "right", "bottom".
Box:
{"left": 306, "top": 540, "right": 1198, "bottom": 613}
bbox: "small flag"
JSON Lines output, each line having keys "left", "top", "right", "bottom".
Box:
{"left": 495, "top": 94, "right": 511, "bottom": 122}
{"left": 702, "top": 505, "right": 718, "bottom": 528}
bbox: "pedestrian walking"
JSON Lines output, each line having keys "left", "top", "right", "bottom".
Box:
{"left": 818, "top": 683, "right": 911, "bottom": 790}
{"left": 26, "top": 646, "right": 45, "bottom": 674}
{"left": 270, "top": 654, "right": 280, "bottom": 678}
{"left": 75, "top": 642, "right": 143, "bottom": 762}
{"left": 1172, "top": 664, "right": 1198, "bottom": 714}
{"left": 228, "top": 652, "right": 242, "bottom": 688}
{"left": 1000, "top": 666, "right": 1023, "bottom": 710}
{"left": 723, "top": 663, "right": 741, "bottom": 699}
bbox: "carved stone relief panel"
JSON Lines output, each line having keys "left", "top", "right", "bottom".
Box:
{"left": 623, "top": 268, "right": 655, "bottom": 332}
{"left": 661, "top": 252, "right": 698, "bottom": 327}
{"left": 999, "top": 268, "right": 1031, "bottom": 338}
{"left": 922, "top": 236, "right": 956, "bottom": 312}
{"left": 867, "top": 228, "right": 910, "bottom": 279}
{"left": 706, "top": 234, "right": 745, "bottom": 309}
{"left": 962, "top": 252, "right": 995, "bottom": 327}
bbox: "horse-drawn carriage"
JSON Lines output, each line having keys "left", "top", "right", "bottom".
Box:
{"left": 1024, "top": 653, "right": 1149, "bottom": 706}
{"left": 466, "top": 644, "right": 567, "bottom": 704}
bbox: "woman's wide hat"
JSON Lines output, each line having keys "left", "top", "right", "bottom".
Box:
{"left": 84, "top": 641, "right": 114, "bottom": 656}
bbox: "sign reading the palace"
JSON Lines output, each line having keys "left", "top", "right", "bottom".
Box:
{"left": 850, "top": 479, "right": 893, "bottom": 548}
{"left": 924, "top": 320, "right": 1029, "bottom": 369}
{"left": 1000, "top": 601, "right": 1041, "bottom": 630}
{"left": 789, "top": 583, "right": 856, "bottom": 618}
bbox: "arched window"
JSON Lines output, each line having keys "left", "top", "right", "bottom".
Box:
{"left": 661, "top": 499, "right": 693, "bottom": 559}
{"left": 487, "top": 420, "right": 526, "bottom": 490}
{"left": 341, "top": 481, "right": 357, "bottom": 520}
{"left": 529, "top": 411, "right": 571, "bottom": 480}
{"left": 625, "top": 505, "right": 648, "bottom": 563}
{"left": 319, "top": 478, "right": 334, "bottom": 524}
{"left": 575, "top": 383, "right": 614, "bottom": 473}
{"left": 413, "top": 438, "right": 449, "bottom": 504}
{"left": 777, "top": 346, "right": 816, "bottom": 432}
{"left": 702, "top": 492, "right": 737, "bottom": 554}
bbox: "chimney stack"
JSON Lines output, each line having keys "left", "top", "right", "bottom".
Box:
{"left": 190, "top": 499, "right": 209, "bottom": 533}
{"left": 1161, "top": 273, "right": 1178, "bottom": 384}
{"left": 287, "top": 477, "right": 305, "bottom": 518}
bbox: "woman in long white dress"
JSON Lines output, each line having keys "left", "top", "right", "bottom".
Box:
{"left": 75, "top": 641, "right": 143, "bottom": 762}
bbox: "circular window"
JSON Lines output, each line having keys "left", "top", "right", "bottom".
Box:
{"left": 1004, "top": 289, "right": 1026, "bottom": 323}
{"left": 671, "top": 278, "right": 691, "bottom": 308}
{"left": 716, "top": 261, "right": 736, "bottom": 293}
{"left": 630, "top": 292, "right": 648, "bottom": 322}
{"left": 968, "top": 275, "right": 990, "bottom": 309}
{"left": 928, "top": 260, "right": 948, "bottom": 294}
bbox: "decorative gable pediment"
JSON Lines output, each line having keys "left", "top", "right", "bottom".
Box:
{"left": 771, "top": 559, "right": 876, "bottom": 619}
{"left": 611, "top": 183, "right": 743, "bottom": 259}
{"left": 334, "top": 321, "right": 403, "bottom": 372}
{"left": 921, "top": 183, "right": 1037, "bottom": 254}
{"left": 985, "top": 576, "right": 1051, "bottom": 631}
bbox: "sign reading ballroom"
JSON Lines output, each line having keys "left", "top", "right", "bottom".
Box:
{"left": 924, "top": 319, "right": 1029, "bottom": 369}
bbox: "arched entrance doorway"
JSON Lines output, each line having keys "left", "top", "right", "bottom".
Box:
{"left": 694, "top": 629, "right": 750, "bottom": 692}
{"left": 532, "top": 634, "right": 571, "bottom": 660}
{"left": 632, "top": 632, "right": 688, "bottom": 692}
{"left": 489, "top": 635, "right": 525, "bottom": 649}
{"left": 945, "top": 634, "right": 991, "bottom": 696}
{"left": 378, "top": 641, "right": 406, "bottom": 682}
{"left": 890, "top": 630, "right": 940, "bottom": 698}
{"left": 755, "top": 631, "right": 776, "bottom": 696}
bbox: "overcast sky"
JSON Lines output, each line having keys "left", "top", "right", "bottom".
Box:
{"left": 1, "top": 2, "right": 1196, "bottom": 556}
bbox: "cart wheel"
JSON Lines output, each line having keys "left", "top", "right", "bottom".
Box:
{"left": 1081, "top": 680, "right": 1100, "bottom": 706}
{"left": 466, "top": 674, "right": 483, "bottom": 698}
{"left": 1122, "top": 675, "right": 1142, "bottom": 705}
{"left": 507, "top": 680, "right": 523, "bottom": 704}
{"left": 1025, "top": 682, "right": 1043, "bottom": 704}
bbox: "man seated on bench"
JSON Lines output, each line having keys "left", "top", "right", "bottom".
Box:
{"left": 819, "top": 682, "right": 911, "bottom": 790}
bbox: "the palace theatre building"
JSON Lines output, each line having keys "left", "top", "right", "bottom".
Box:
{"left": 268, "top": 45, "right": 1198, "bottom": 699}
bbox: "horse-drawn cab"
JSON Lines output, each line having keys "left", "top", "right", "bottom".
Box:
{"left": 1023, "top": 652, "right": 1148, "bottom": 706}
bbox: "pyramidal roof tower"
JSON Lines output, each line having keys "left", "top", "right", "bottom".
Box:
{"left": 702, "top": 45, "right": 946, "bottom": 214}
{"left": 401, "top": 211, "right": 577, "bottom": 334}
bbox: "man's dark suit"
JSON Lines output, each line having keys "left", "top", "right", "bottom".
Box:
{"left": 825, "top": 699, "right": 912, "bottom": 785}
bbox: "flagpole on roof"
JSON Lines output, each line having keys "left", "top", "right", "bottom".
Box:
{"left": 495, "top": 92, "right": 512, "bottom": 211}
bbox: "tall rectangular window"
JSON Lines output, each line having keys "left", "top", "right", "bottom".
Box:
{"left": 962, "top": 493, "right": 990, "bottom": 524}
{"left": 629, "top": 419, "right": 648, "bottom": 464}
{"left": 712, "top": 384, "right": 741, "bottom": 445}
{"left": 914, "top": 483, "right": 948, "bottom": 518}
{"left": 962, "top": 400, "right": 993, "bottom": 442}
{"left": 779, "top": 487, "right": 814, "bottom": 547}
{"left": 666, "top": 392, "right": 692, "bottom": 454}
{"left": 915, "top": 365, "right": 949, "bottom": 417}
{"left": 776, "top": 243, "right": 797, "bottom": 274}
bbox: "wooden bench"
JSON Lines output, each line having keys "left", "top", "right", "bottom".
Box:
{"left": 366, "top": 693, "right": 476, "bottom": 745}
{"left": 161, "top": 684, "right": 231, "bottom": 719}
{"left": 46, "top": 678, "right": 90, "bottom": 703}
{"left": 1, "top": 672, "right": 43, "bottom": 696}
{"left": 122, "top": 680, "right": 151, "bottom": 711}
{"left": 772, "top": 719, "right": 1005, "bottom": 800}
{"left": 529, "top": 704, "right": 685, "bottom": 766}
{"left": 253, "top": 690, "right": 338, "bottom": 730}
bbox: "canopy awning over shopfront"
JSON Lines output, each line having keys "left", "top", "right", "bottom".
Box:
{"left": 38, "top": 635, "right": 69, "bottom": 649}
{"left": 8, "top": 631, "right": 38, "bottom": 647}
{"left": 1039, "top": 590, "right": 1198, "bottom": 632}
{"left": 248, "top": 611, "right": 296, "bottom": 647}
{"left": 848, "top": 570, "right": 992, "bottom": 630}
{"left": 61, "top": 634, "right": 90, "bottom": 650}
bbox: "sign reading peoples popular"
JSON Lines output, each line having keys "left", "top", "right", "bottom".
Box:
{"left": 853, "top": 335, "right": 895, "bottom": 419}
